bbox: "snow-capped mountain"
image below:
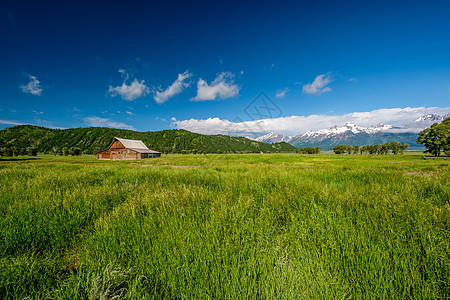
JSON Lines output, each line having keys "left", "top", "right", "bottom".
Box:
{"left": 254, "top": 122, "right": 394, "bottom": 144}
{"left": 290, "top": 121, "right": 416, "bottom": 149}
{"left": 253, "top": 113, "right": 449, "bottom": 149}
{"left": 299, "top": 122, "right": 393, "bottom": 141}
{"left": 254, "top": 132, "right": 293, "bottom": 143}
{"left": 404, "top": 114, "right": 444, "bottom": 128}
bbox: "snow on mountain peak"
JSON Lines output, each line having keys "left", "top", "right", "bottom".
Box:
{"left": 406, "top": 113, "right": 445, "bottom": 128}
{"left": 413, "top": 114, "right": 443, "bottom": 122}
{"left": 254, "top": 132, "right": 293, "bottom": 143}
{"left": 298, "top": 122, "right": 391, "bottom": 139}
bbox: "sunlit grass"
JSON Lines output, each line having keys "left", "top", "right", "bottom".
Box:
{"left": 0, "top": 153, "right": 448, "bottom": 299}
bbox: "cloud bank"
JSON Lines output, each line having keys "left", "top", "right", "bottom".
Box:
{"left": 192, "top": 72, "right": 240, "bottom": 101}
{"left": 20, "top": 75, "right": 43, "bottom": 96}
{"left": 172, "top": 106, "right": 450, "bottom": 137}
{"left": 302, "top": 73, "right": 333, "bottom": 95}
{"left": 154, "top": 71, "right": 192, "bottom": 104}
{"left": 84, "top": 116, "right": 136, "bottom": 130}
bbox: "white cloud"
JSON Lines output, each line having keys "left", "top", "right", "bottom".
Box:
{"left": 154, "top": 71, "right": 192, "bottom": 104}
{"left": 192, "top": 72, "right": 240, "bottom": 101}
{"left": 348, "top": 77, "right": 358, "bottom": 83}
{"left": 0, "top": 119, "right": 24, "bottom": 126}
{"left": 303, "top": 73, "right": 333, "bottom": 95}
{"left": 0, "top": 118, "right": 64, "bottom": 129}
{"left": 276, "top": 87, "right": 289, "bottom": 98}
{"left": 20, "top": 75, "right": 43, "bottom": 96}
{"left": 84, "top": 116, "right": 136, "bottom": 130}
{"left": 171, "top": 106, "right": 450, "bottom": 137}
{"left": 108, "top": 79, "right": 149, "bottom": 101}
{"left": 108, "top": 69, "right": 150, "bottom": 101}
{"left": 125, "top": 111, "right": 134, "bottom": 116}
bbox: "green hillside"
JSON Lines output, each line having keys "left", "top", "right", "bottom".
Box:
{"left": 0, "top": 125, "right": 296, "bottom": 154}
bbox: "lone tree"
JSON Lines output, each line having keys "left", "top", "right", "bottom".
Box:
{"left": 417, "top": 117, "right": 450, "bottom": 156}
{"left": 68, "top": 147, "right": 82, "bottom": 156}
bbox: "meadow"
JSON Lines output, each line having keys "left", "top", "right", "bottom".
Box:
{"left": 0, "top": 153, "right": 448, "bottom": 299}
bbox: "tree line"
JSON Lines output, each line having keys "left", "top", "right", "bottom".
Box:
{"left": 294, "top": 146, "right": 321, "bottom": 154}
{"left": 333, "top": 142, "right": 409, "bottom": 155}
{"left": 0, "top": 147, "right": 38, "bottom": 157}
{"left": 0, "top": 146, "right": 82, "bottom": 157}
{"left": 51, "top": 147, "right": 82, "bottom": 156}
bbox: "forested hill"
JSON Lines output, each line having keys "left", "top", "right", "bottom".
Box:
{"left": 0, "top": 125, "right": 296, "bottom": 154}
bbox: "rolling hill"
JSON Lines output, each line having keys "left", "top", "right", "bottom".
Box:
{"left": 0, "top": 125, "right": 296, "bottom": 154}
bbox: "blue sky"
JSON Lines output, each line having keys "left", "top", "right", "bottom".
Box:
{"left": 1, "top": 0, "right": 449, "bottom": 136}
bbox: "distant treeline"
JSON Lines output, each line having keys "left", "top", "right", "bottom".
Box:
{"left": 294, "top": 146, "right": 321, "bottom": 154}
{"left": 333, "top": 142, "right": 409, "bottom": 155}
{"left": 0, "top": 146, "right": 82, "bottom": 157}
{"left": 0, "top": 147, "right": 38, "bottom": 157}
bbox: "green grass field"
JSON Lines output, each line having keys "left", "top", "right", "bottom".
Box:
{"left": 0, "top": 153, "right": 448, "bottom": 299}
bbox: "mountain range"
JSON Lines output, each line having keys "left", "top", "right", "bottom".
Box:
{"left": 254, "top": 113, "right": 449, "bottom": 149}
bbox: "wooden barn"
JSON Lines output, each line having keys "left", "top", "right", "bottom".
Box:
{"left": 96, "top": 137, "right": 161, "bottom": 160}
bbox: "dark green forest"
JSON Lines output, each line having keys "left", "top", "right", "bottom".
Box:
{"left": 0, "top": 125, "right": 296, "bottom": 154}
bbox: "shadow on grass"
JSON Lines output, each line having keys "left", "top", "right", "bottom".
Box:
{"left": 0, "top": 157, "right": 39, "bottom": 162}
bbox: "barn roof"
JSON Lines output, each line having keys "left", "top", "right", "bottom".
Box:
{"left": 115, "top": 137, "right": 148, "bottom": 149}
{"left": 114, "top": 137, "right": 161, "bottom": 154}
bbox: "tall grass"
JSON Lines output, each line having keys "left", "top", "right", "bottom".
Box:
{"left": 0, "top": 154, "right": 448, "bottom": 299}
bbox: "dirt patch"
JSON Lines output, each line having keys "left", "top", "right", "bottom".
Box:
{"left": 172, "top": 165, "right": 202, "bottom": 169}
{"left": 405, "top": 171, "right": 433, "bottom": 176}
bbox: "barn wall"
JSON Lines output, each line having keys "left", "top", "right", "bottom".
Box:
{"left": 110, "top": 148, "right": 140, "bottom": 160}
{"left": 97, "top": 151, "right": 111, "bottom": 160}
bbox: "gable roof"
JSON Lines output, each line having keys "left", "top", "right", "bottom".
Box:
{"left": 115, "top": 137, "right": 148, "bottom": 150}
{"left": 114, "top": 137, "right": 161, "bottom": 154}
